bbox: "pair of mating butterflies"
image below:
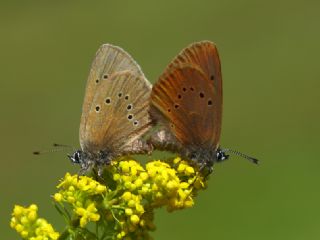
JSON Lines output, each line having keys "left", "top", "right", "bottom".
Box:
{"left": 67, "top": 41, "right": 258, "bottom": 174}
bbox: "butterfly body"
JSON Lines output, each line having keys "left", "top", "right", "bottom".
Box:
{"left": 69, "top": 149, "right": 112, "bottom": 170}
{"left": 187, "top": 147, "right": 224, "bottom": 171}
{"left": 149, "top": 129, "right": 229, "bottom": 173}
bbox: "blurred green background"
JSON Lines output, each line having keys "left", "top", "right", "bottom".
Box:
{"left": 1, "top": 0, "right": 319, "bottom": 239}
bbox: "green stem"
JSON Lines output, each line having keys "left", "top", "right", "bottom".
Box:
{"left": 58, "top": 217, "right": 80, "bottom": 240}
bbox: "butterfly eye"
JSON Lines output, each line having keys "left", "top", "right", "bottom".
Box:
{"left": 95, "top": 106, "right": 100, "bottom": 112}
{"left": 69, "top": 151, "right": 82, "bottom": 164}
{"left": 74, "top": 152, "right": 80, "bottom": 161}
{"left": 105, "top": 98, "right": 111, "bottom": 104}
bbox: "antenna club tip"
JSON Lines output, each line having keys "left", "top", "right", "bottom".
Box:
{"left": 251, "top": 158, "right": 259, "bottom": 165}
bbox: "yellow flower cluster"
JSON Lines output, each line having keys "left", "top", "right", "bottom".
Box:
{"left": 54, "top": 173, "right": 107, "bottom": 227}
{"left": 108, "top": 157, "right": 206, "bottom": 239}
{"left": 108, "top": 160, "right": 155, "bottom": 239}
{"left": 10, "top": 204, "right": 59, "bottom": 240}
{"left": 11, "top": 157, "right": 207, "bottom": 240}
{"left": 145, "top": 158, "right": 204, "bottom": 211}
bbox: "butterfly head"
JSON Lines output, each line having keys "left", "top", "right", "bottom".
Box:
{"left": 68, "top": 150, "right": 85, "bottom": 164}
{"left": 187, "top": 147, "right": 230, "bottom": 173}
{"left": 216, "top": 148, "right": 229, "bottom": 162}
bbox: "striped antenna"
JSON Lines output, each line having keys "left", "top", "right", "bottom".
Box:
{"left": 221, "top": 148, "right": 259, "bottom": 165}
{"left": 33, "top": 143, "right": 74, "bottom": 155}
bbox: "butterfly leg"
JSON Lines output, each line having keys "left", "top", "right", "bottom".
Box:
{"left": 90, "top": 153, "right": 110, "bottom": 179}
{"left": 78, "top": 161, "right": 92, "bottom": 176}
{"left": 200, "top": 164, "right": 213, "bottom": 179}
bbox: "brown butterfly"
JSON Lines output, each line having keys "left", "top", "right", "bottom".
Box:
{"left": 68, "top": 44, "right": 153, "bottom": 172}
{"left": 149, "top": 41, "right": 258, "bottom": 173}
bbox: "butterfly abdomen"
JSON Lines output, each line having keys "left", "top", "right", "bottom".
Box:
{"left": 148, "top": 130, "right": 182, "bottom": 153}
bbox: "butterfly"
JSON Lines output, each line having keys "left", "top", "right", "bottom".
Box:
{"left": 68, "top": 44, "right": 153, "bottom": 173}
{"left": 149, "top": 41, "right": 258, "bottom": 173}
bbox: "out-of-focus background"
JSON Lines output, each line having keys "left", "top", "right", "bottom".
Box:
{"left": 1, "top": 0, "right": 319, "bottom": 239}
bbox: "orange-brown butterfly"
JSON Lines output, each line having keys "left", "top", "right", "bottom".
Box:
{"left": 68, "top": 44, "right": 153, "bottom": 172}
{"left": 149, "top": 41, "right": 258, "bottom": 173}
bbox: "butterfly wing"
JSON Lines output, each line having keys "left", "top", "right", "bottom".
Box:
{"left": 80, "top": 44, "right": 152, "bottom": 154}
{"left": 151, "top": 63, "right": 220, "bottom": 149}
{"left": 153, "top": 41, "right": 222, "bottom": 149}
{"left": 165, "top": 41, "right": 222, "bottom": 142}
{"left": 165, "top": 41, "right": 222, "bottom": 86}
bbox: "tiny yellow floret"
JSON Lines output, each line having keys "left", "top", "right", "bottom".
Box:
{"left": 140, "top": 172, "right": 149, "bottom": 181}
{"left": 53, "top": 193, "right": 63, "bottom": 202}
{"left": 125, "top": 208, "right": 133, "bottom": 216}
{"left": 130, "top": 215, "right": 140, "bottom": 225}
{"left": 122, "top": 192, "right": 132, "bottom": 201}
{"left": 185, "top": 166, "right": 195, "bottom": 175}
{"left": 128, "top": 199, "right": 136, "bottom": 208}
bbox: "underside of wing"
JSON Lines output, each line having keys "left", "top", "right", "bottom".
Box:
{"left": 151, "top": 64, "right": 221, "bottom": 149}
{"left": 79, "top": 44, "right": 151, "bottom": 152}
{"left": 81, "top": 70, "right": 152, "bottom": 154}
{"left": 166, "top": 41, "right": 222, "bottom": 85}
{"left": 164, "top": 41, "right": 223, "bottom": 147}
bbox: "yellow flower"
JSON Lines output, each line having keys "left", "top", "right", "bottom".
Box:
{"left": 10, "top": 204, "right": 59, "bottom": 240}
{"left": 177, "top": 163, "right": 186, "bottom": 172}
{"left": 127, "top": 199, "right": 136, "bottom": 208}
{"left": 11, "top": 156, "right": 207, "bottom": 240}
{"left": 139, "top": 172, "right": 149, "bottom": 181}
{"left": 122, "top": 191, "right": 132, "bottom": 201}
{"left": 130, "top": 215, "right": 140, "bottom": 225}
{"left": 113, "top": 173, "right": 121, "bottom": 181}
{"left": 125, "top": 208, "right": 133, "bottom": 216}
{"left": 75, "top": 202, "right": 100, "bottom": 228}
{"left": 57, "top": 173, "right": 107, "bottom": 196}
{"left": 185, "top": 166, "right": 195, "bottom": 175}
{"left": 53, "top": 193, "right": 63, "bottom": 202}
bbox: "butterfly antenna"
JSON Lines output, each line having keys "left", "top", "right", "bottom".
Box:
{"left": 221, "top": 149, "right": 259, "bottom": 165}
{"left": 33, "top": 143, "right": 74, "bottom": 155}
{"left": 52, "top": 143, "right": 74, "bottom": 149}
{"left": 33, "top": 148, "right": 65, "bottom": 155}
